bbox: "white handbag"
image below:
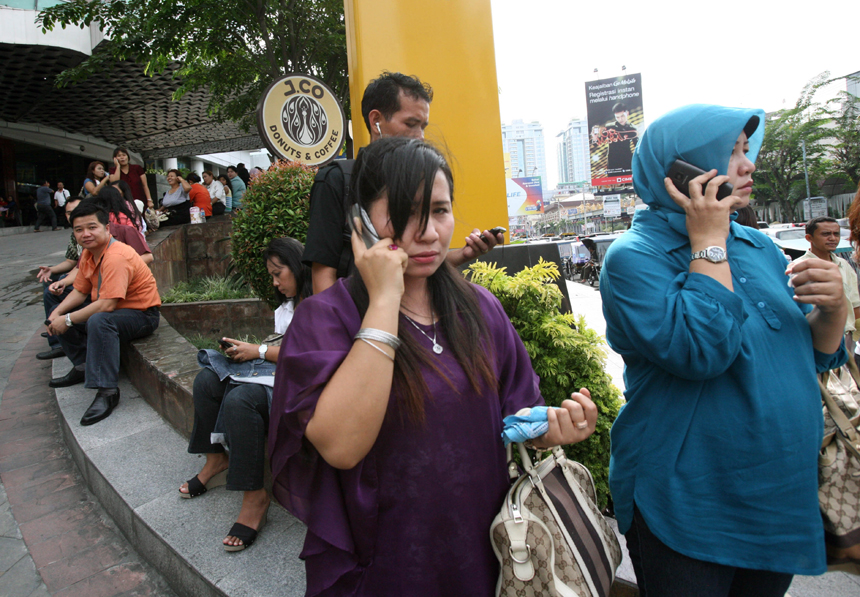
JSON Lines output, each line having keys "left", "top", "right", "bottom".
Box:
{"left": 490, "top": 443, "right": 622, "bottom": 597}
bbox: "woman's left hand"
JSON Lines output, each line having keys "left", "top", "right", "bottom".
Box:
{"left": 787, "top": 258, "right": 846, "bottom": 312}
{"left": 532, "top": 388, "right": 597, "bottom": 449}
{"left": 222, "top": 338, "right": 259, "bottom": 362}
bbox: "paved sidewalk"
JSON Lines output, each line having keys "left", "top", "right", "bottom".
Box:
{"left": 0, "top": 332, "right": 176, "bottom": 596}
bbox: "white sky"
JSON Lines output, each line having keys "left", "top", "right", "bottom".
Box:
{"left": 490, "top": 0, "right": 858, "bottom": 190}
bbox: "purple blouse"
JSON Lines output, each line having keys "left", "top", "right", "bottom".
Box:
{"left": 269, "top": 280, "right": 543, "bottom": 596}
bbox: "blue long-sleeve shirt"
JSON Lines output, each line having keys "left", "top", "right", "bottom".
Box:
{"left": 602, "top": 207, "right": 845, "bottom": 575}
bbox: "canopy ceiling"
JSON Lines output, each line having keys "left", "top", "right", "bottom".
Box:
{"left": 0, "top": 42, "right": 263, "bottom": 159}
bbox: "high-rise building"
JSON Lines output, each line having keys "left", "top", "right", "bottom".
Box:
{"left": 501, "top": 119, "right": 548, "bottom": 194}
{"left": 847, "top": 70, "right": 859, "bottom": 99}
{"left": 556, "top": 118, "right": 589, "bottom": 186}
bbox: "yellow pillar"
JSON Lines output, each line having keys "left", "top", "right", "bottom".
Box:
{"left": 344, "top": 0, "right": 508, "bottom": 245}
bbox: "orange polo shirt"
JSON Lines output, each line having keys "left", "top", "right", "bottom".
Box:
{"left": 74, "top": 240, "right": 161, "bottom": 310}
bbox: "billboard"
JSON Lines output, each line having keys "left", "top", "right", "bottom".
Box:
{"left": 506, "top": 177, "right": 544, "bottom": 218}
{"left": 603, "top": 194, "right": 621, "bottom": 217}
{"left": 585, "top": 73, "right": 644, "bottom": 186}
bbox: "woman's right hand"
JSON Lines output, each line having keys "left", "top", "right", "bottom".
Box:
{"left": 350, "top": 218, "right": 407, "bottom": 305}
{"left": 664, "top": 170, "right": 744, "bottom": 251}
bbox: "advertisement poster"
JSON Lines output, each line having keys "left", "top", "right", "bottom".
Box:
{"left": 585, "top": 73, "right": 644, "bottom": 186}
{"left": 603, "top": 194, "right": 621, "bottom": 217}
{"left": 506, "top": 177, "right": 544, "bottom": 218}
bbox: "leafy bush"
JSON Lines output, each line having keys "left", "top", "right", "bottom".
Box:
{"left": 161, "top": 275, "right": 252, "bottom": 303}
{"left": 466, "top": 258, "right": 623, "bottom": 510}
{"left": 231, "top": 161, "right": 316, "bottom": 308}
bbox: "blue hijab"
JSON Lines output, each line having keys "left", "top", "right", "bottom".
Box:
{"left": 631, "top": 104, "right": 765, "bottom": 236}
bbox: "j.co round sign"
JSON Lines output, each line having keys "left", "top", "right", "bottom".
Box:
{"left": 256, "top": 74, "right": 346, "bottom": 167}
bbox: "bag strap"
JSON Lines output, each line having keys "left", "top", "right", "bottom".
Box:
{"left": 820, "top": 377, "right": 860, "bottom": 462}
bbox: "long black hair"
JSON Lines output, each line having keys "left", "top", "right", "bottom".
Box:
{"left": 111, "top": 180, "right": 144, "bottom": 226}
{"left": 86, "top": 186, "right": 139, "bottom": 230}
{"left": 263, "top": 237, "right": 312, "bottom": 304}
{"left": 347, "top": 137, "right": 496, "bottom": 423}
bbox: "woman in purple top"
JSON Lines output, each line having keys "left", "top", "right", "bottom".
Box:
{"left": 269, "top": 138, "right": 597, "bottom": 596}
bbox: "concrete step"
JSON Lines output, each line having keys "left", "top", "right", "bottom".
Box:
{"left": 51, "top": 360, "right": 307, "bottom": 597}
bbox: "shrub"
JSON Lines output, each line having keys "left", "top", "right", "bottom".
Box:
{"left": 466, "top": 258, "right": 623, "bottom": 511}
{"left": 161, "top": 275, "right": 253, "bottom": 304}
{"left": 231, "top": 161, "right": 316, "bottom": 308}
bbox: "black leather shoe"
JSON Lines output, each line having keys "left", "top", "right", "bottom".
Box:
{"left": 41, "top": 332, "right": 49, "bottom": 338}
{"left": 80, "top": 388, "right": 120, "bottom": 426}
{"left": 37, "top": 347, "right": 66, "bottom": 360}
{"left": 49, "top": 367, "right": 85, "bottom": 388}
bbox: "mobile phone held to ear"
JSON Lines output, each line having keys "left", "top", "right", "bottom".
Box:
{"left": 349, "top": 203, "right": 380, "bottom": 249}
{"left": 479, "top": 227, "right": 507, "bottom": 242}
{"left": 667, "top": 159, "right": 734, "bottom": 200}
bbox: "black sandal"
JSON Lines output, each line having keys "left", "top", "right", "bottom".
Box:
{"left": 179, "top": 470, "right": 227, "bottom": 499}
{"left": 224, "top": 509, "right": 268, "bottom": 552}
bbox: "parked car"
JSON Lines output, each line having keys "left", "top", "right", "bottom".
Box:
{"left": 557, "top": 241, "right": 590, "bottom": 281}
{"left": 580, "top": 232, "right": 625, "bottom": 287}
{"left": 761, "top": 228, "right": 806, "bottom": 241}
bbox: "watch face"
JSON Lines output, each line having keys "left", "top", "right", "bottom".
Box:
{"left": 706, "top": 246, "right": 727, "bottom": 262}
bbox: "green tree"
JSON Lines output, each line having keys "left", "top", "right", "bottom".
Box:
{"left": 753, "top": 73, "right": 830, "bottom": 221}
{"left": 37, "top": 0, "right": 348, "bottom": 131}
{"left": 820, "top": 89, "right": 860, "bottom": 189}
{"left": 466, "top": 259, "right": 623, "bottom": 510}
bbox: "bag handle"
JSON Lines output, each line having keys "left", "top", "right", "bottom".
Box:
{"left": 820, "top": 376, "right": 860, "bottom": 463}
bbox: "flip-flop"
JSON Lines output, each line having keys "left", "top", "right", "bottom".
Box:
{"left": 179, "top": 469, "right": 227, "bottom": 499}
{"left": 224, "top": 508, "right": 268, "bottom": 552}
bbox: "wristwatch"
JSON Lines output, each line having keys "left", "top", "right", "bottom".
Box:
{"left": 690, "top": 246, "right": 727, "bottom": 263}
{"left": 258, "top": 344, "right": 268, "bottom": 360}
{"left": 65, "top": 313, "right": 73, "bottom": 328}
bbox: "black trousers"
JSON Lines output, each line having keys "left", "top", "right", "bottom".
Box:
{"left": 162, "top": 201, "right": 191, "bottom": 227}
{"left": 625, "top": 505, "right": 793, "bottom": 597}
{"left": 34, "top": 203, "right": 56, "bottom": 230}
{"left": 187, "top": 368, "right": 270, "bottom": 491}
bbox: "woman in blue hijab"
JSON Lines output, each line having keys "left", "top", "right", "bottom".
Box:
{"left": 600, "top": 104, "right": 847, "bottom": 595}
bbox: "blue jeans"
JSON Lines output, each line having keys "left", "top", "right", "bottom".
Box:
{"left": 625, "top": 505, "right": 793, "bottom": 597}
{"left": 43, "top": 276, "right": 78, "bottom": 348}
{"left": 56, "top": 307, "right": 160, "bottom": 389}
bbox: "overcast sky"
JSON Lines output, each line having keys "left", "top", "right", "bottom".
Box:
{"left": 490, "top": 0, "right": 858, "bottom": 189}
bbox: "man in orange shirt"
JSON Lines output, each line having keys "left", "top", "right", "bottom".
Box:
{"left": 47, "top": 203, "right": 161, "bottom": 426}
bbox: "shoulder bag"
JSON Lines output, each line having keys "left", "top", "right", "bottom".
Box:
{"left": 818, "top": 353, "right": 860, "bottom": 571}
{"left": 490, "top": 443, "right": 622, "bottom": 596}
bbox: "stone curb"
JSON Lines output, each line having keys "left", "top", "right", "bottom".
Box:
{"left": 51, "top": 360, "right": 307, "bottom": 597}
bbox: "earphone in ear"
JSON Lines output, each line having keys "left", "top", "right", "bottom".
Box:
{"left": 376, "top": 122, "right": 382, "bottom": 135}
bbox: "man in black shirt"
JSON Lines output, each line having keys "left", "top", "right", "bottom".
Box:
{"left": 302, "top": 71, "right": 503, "bottom": 294}
{"left": 592, "top": 102, "right": 639, "bottom": 175}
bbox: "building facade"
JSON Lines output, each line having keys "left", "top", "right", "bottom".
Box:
{"left": 556, "top": 118, "right": 589, "bottom": 186}
{"left": 501, "top": 119, "right": 548, "bottom": 198}
{"left": 1, "top": 0, "right": 267, "bottom": 221}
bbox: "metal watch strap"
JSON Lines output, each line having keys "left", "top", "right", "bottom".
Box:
{"left": 690, "top": 246, "right": 727, "bottom": 263}
{"left": 65, "top": 313, "right": 73, "bottom": 327}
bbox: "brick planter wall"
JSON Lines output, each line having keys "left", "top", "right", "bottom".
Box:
{"left": 160, "top": 298, "right": 274, "bottom": 343}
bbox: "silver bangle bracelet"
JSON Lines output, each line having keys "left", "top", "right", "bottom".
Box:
{"left": 355, "top": 328, "right": 401, "bottom": 350}
{"left": 358, "top": 338, "right": 395, "bottom": 361}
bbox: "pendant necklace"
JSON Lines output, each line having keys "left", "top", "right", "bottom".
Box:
{"left": 402, "top": 312, "right": 443, "bottom": 354}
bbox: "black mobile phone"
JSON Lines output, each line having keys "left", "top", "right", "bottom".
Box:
{"left": 349, "top": 204, "right": 380, "bottom": 249}
{"left": 479, "top": 227, "right": 507, "bottom": 242}
{"left": 667, "top": 159, "right": 734, "bottom": 200}
{"left": 219, "top": 339, "right": 234, "bottom": 350}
